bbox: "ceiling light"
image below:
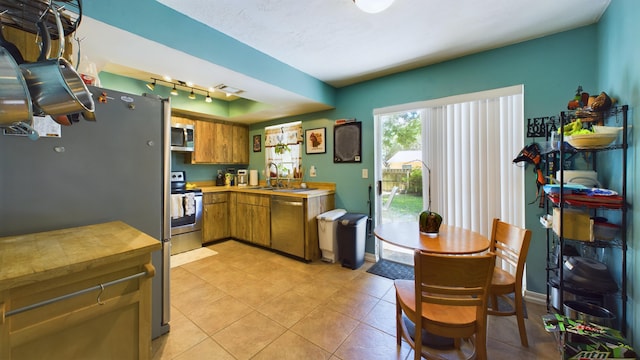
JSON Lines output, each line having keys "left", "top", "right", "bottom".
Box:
{"left": 188, "top": 89, "right": 196, "bottom": 100}
{"left": 146, "top": 79, "right": 156, "bottom": 91}
{"left": 353, "top": 0, "right": 394, "bottom": 13}
{"left": 215, "top": 84, "right": 244, "bottom": 96}
{"left": 205, "top": 92, "right": 212, "bottom": 103}
{"left": 170, "top": 85, "right": 178, "bottom": 96}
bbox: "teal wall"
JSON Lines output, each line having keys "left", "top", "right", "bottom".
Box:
{"left": 595, "top": 0, "right": 639, "bottom": 345}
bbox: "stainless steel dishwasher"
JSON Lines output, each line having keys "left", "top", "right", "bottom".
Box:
{"left": 271, "top": 195, "right": 305, "bottom": 258}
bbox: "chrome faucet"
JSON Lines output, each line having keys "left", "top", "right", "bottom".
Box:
{"left": 267, "top": 162, "right": 278, "bottom": 187}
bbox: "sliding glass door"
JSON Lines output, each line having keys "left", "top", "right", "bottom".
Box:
{"left": 374, "top": 111, "right": 424, "bottom": 265}
{"left": 374, "top": 85, "right": 525, "bottom": 264}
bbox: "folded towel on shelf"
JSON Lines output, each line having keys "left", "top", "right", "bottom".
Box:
{"left": 184, "top": 193, "right": 196, "bottom": 216}
{"left": 171, "top": 194, "right": 184, "bottom": 219}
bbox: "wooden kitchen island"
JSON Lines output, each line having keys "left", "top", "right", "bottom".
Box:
{"left": 0, "top": 221, "right": 161, "bottom": 360}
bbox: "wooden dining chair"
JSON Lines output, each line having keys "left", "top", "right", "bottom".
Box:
{"left": 395, "top": 250, "right": 496, "bottom": 360}
{"left": 487, "top": 218, "right": 532, "bottom": 347}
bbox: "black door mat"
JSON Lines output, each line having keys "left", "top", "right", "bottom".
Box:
{"left": 367, "top": 259, "right": 527, "bottom": 318}
{"left": 367, "top": 259, "right": 414, "bottom": 280}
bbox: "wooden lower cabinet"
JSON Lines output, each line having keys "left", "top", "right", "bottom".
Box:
{"left": 225, "top": 191, "right": 334, "bottom": 261}
{"left": 252, "top": 204, "right": 271, "bottom": 247}
{"left": 0, "top": 255, "right": 154, "bottom": 360}
{"left": 233, "top": 193, "right": 271, "bottom": 247}
{"left": 203, "top": 193, "right": 229, "bottom": 243}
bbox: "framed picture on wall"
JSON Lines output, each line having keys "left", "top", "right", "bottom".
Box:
{"left": 305, "top": 128, "right": 326, "bottom": 154}
{"left": 334, "top": 122, "right": 361, "bottom": 163}
{"left": 253, "top": 135, "right": 261, "bottom": 152}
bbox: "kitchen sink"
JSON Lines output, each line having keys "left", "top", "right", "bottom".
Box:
{"left": 246, "top": 186, "right": 318, "bottom": 192}
{"left": 272, "top": 188, "right": 317, "bottom": 193}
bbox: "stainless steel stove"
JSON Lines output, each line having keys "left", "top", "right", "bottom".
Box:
{"left": 170, "top": 171, "right": 203, "bottom": 255}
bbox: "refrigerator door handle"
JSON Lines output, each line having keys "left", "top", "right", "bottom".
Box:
{"left": 161, "top": 97, "right": 172, "bottom": 326}
{"left": 162, "top": 237, "right": 170, "bottom": 324}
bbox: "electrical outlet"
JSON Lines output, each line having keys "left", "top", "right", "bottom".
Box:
{"left": 362, "top": 169, "right": 368, "bottom": 178}
{"left": 310, "top": 165, "right": 316, "bottom": 177}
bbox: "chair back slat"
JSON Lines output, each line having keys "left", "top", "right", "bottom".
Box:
{"left": 490, "top": 219, "right": 532, "bottom": 277}
{"left": 414, "top": 251, "right": 495, "bottom": 309}
{"left": 486, "top": 218, "right": 533, "bottom": 348}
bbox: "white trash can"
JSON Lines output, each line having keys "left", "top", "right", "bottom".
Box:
{"left": 316, "top": 209, "right": 347, "bottom": 262}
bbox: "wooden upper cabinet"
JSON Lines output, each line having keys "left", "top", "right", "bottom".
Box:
{"left": 171, "top": 116, "right": 195, "bottom": 127}
{"left": 232, "top": 125, "right": 249, "bottom": 164}
{"left": 213, "top": 122, "right": 233, "bottom": 163}
{"left": 191, "top": 120, "right": 216, "bottom": 163}
{"left": 175, "top": 115, "right": 248, "bottom": 164}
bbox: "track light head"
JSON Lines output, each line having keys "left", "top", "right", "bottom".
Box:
{"left": 170, "top": 85, "right": 178, "bottom": 96}
{"left": 188, "top": 89, "right": 196, "bottom": 100}
{"left": 205, "top": 92, "right": 212, "bottom": 103}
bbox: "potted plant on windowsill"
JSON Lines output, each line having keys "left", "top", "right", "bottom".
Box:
{"left": 274, "top": 143, "right": 290, "bottom": 155}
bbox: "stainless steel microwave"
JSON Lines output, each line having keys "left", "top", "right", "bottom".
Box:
{"left": 170, "top": 123, "right": 194, "bottom": 152}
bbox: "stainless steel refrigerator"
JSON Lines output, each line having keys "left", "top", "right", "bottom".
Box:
{"left": 0, "top": 87, "right": 172, "bottom": 339}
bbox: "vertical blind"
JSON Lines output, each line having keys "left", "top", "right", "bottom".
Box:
{"left": 423, "top": 90, "right": 524, "bottom": 236}
{"left": 375, "top": 85, "right": 525, "bottom": 237}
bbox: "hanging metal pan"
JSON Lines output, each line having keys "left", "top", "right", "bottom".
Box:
{"left": 0, "top": 45, "right": 33, "bottom": 125}
{"left": 19, "top": 5, "right": 94, "bottom": 118}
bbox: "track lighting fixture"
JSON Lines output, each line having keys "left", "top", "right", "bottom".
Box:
{"left": 147, "top": 77, "right": 243, "bottom": 103}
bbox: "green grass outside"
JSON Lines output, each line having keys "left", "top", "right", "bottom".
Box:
{"left": 383, "top": 193, "right": 424, "bottom": 216}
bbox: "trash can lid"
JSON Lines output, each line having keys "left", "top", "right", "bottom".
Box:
{"left": 316, "top": 209, "right": 347, "bottom": 221}
{"left": 338, "top": 213, "right": 368, "bottom": 225}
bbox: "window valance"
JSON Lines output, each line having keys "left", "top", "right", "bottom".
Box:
{"left": 264, "top": 123, "right": 303, "bottom": 147}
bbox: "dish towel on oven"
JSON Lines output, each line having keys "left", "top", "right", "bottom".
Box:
{"left": 171, "top": 194, "right": 184, "bottom": 219}
{"left": 184, "top": 193, "right": 196, "bottom": 216}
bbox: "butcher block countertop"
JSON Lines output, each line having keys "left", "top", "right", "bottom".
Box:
{"left": 0, "top": 221, "right": 161, "bottom": 292}
{"left": 197, "top": 181, "right": 335, "bottom": 198}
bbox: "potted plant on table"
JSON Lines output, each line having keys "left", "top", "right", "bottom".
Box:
{"left": 416, "top": 161, "right": 443, "bottom": 236}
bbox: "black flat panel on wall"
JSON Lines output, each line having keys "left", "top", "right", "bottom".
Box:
{"left": 334, "top": 122, "right": 361, "bottom": 163}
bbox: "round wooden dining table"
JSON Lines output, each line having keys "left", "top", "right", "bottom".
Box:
{"left": 374, "top": 222, "right": 490, "bottom": 254}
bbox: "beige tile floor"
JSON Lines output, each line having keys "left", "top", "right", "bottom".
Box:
{"left": 152, "top": 240, "right": 561, "bottom": 360}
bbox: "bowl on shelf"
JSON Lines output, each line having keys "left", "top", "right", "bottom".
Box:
{"left": 566, "top": 132, "right": 618, "bottom": 149}
{"left": 592, "top": 125, "right": 623, "bottom": 135}
{"left": 555, "top": 170, "right": 599, "bottom": 187}
{"left": 563, "top": 301, "right": 616, "bottom": 327}
{"left": 592, "top": 221, "right": 620, "bottom": 241}
{"left": 563, "top": 256, "right": 618, "bottom": 293}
